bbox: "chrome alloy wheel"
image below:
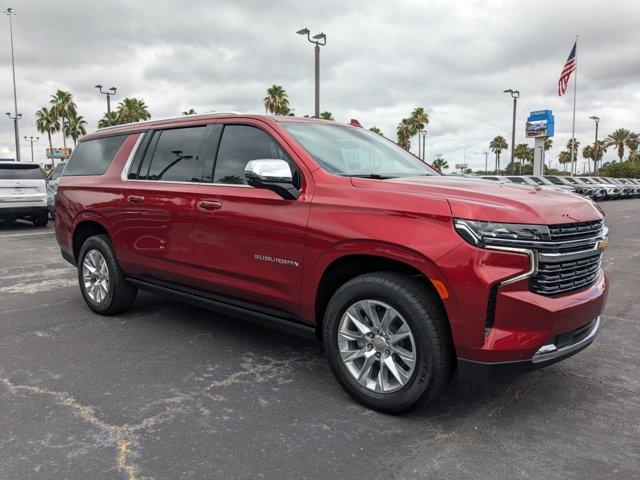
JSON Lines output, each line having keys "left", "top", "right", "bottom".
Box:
{"left": 82, "top": 249, "right": 110, "bottom": 304}
{"left": 337, "top": 300, "right": 417, "bottom": 393}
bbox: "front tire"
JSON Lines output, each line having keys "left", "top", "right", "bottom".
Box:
{"left": 323, "top": 272, "right": 453, "bottom": 414}
{"left": 77, "top": 234, "right": 137, "bottom": 315}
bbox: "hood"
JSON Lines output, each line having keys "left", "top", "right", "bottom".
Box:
{"left": 351, "top": 176, "right": 602, "bottom": 225}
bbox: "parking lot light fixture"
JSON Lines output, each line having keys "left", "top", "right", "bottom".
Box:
{"left": 4, "top": 7, "right": 21, "bottom": 162}
{"left": 296, "top": 27, "right": 327, "bottom": 118}
{"left": 589, "top": 115, "right": 600, "bottom": 175}
{"left": 95, "top": 84, "right": 117, "bottom": 126}
{"left": 23, "top": 135, "right": 39, "bottom": 163}
{"left": 503, "top": 89, "right": 520, "bottom": 172}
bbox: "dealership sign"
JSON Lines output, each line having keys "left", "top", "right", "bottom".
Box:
{"left": 525, "top": 110, "right": 554, "bottom": 138}
{"left": 46, "top": 147, "right": 72, "bottom": 159}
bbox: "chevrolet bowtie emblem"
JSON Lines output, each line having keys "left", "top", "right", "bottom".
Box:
{"left": 597, "top": 238, "right": 608, "bottom": 251}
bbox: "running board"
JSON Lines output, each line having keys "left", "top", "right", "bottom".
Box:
{"left": 126, "top": 277, "right": 317, "bottom": 340}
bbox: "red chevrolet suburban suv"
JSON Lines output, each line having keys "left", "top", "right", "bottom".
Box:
{"left": 55, "top": 113, "right": 608, "bottom": 413}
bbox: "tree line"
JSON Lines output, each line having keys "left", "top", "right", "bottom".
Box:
{"left": 487, "top": 128, "right": 639, "bottom": 177}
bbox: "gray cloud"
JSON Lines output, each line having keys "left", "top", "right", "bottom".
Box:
{"left": 1, "top": 0, "right": 639, "bottom": 170}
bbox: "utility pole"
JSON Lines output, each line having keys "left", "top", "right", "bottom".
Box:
{"left": 4, "top": 7, "right": 21, "bottom": 161}
{"left": 589, "top": 115, "right": 600, "bottom": 175}
{"left": 296, "top": 28, "right": 326, "bottom": 118}
{"left": 24, "top": 136, "right": 38, "bottom": 163}
{"left": 95, "top": 85, "right": 117, "bottom": 126}
{"left": 503, "top": 89, "right": 520, "bottom": 171}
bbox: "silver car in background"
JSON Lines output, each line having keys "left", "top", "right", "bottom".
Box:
{"left": 46, "top": 162, "right": 66, "bottom": 219}
{"left": 0, "top": 162, "right": 49, "bottom": 226}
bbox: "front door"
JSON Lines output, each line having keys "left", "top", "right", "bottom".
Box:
{"left": 193, "top": 123, "right": 311, "bottom": 316}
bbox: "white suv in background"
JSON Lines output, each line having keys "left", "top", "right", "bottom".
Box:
{"left": 0, "top": 162, "right": 49, "bottom": 226}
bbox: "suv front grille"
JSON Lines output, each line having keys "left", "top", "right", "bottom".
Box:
{"left": 484, "top": 220, "right": 605, "bottom": 297}
{"left": 531, "top": 220, "right": 604, "bottom": 296}
{"left": 530, "top": 253, "right": 601, "bottom": 296}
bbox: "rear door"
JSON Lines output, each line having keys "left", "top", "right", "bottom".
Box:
{"left": 193, "top": 122, "right": 311, "bottom": 316}
{"left": 0, "top": 164, "right": 46, "bottom": 206}
{"left": 116, "top": 125, "right": 210, "bottom": 286}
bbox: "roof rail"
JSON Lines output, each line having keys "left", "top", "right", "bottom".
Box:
{"left": 96, "top": 111, "right": 245, "bottom": 132}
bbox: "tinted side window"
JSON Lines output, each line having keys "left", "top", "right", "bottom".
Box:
{"left": 214, "top": 125, "right": 293, "bottom": 185}
{"left": 146, "top": 127, "right": 206, "bottom": 182}
{"left": 63, "top": 135, "right": 127, "bottom": 176}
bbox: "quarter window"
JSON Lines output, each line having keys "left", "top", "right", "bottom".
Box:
{"left": 214, "top": 125, "right": 295, "bottom": 185}
{"left": 63, "top": 135, "right": 127, "bottom": 176}
{"left": 145, "top": 127, "right": 206, "bottom": 182}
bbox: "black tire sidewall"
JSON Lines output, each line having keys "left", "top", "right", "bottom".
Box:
{"left": 323, "top": 273, "right": 448, "bottom": 413}
{"left": 77, "top": 236, "right": 118, "bottom": 314}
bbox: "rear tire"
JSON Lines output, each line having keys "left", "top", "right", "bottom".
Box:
{"left": 77, "top": 234, "right": 137, "bottom": 315}
{"left": 323, "top": 271, "right": 453, "bottom": 414}
{"left": 32, "top": 212, "right": 49, "bottom": 227}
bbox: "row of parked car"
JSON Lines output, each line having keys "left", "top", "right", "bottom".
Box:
{"left": 479, "top": 174, "right": 640, "bottom": 201}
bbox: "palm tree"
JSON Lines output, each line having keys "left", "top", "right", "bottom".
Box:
{"left": 396, "top": 118, "right": 413, "bottom": 150}
{"left": 409, "top": 107, "right": 429, "bottom": 133}
{"left": 558, "top": 150, "right": 572, "bottom": 172}
{"left": 116, "top": 97, "right": 151, "bottom": 124}
{"left": 98, "top": 111, "right": 120, "bottom": 128}
{"left": 182, "top": 108, "right": 197, "bottom": 115}
{"left": 50, "top": 90, "right": 77, "bottom": 149}
{"left": 544, "top": 138, "right": 553, "bottom": 152}
{"left": 319, "top": 111, "right": 334, "bottom": 120}
{"left": 35, "top": 106, "right": 60, "bottom": 154}
{"left": 514, "top": 143, "right": 531, "bottom": 175}
{"left": 263, "top": 85, "right": 291, "bottom": 115}
{"left": 604, "top": 128, "right": 630, "bottom": 161}
{"left": 369, "top": 126, "right": 383, "bottom": 136}
{"left": 489, "top": 135, "right": 508, "bottom": 173}
{"left": 582, "top": 145, "right": 594, "bottom": 173}
{"left": 64, "top": 115, "right": 88, "bottom": 146}
{"left": 431, "top": 157, "right": 448, "bottom": 172}
{"left": 625, "top": 132, "right": 639, "bottom": 162}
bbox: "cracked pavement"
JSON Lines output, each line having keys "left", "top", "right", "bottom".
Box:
{"left": 0, "top": 200, "right": 638, "bottom": 479}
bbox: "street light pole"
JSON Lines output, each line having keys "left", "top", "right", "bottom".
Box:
{"left": 4, "top": 7, "right": 21, "bottom": 162}
{"left": 23, "top": 135, "right": 38, "bottom": 163}
{"left": 95, "top": 85, "right": 117, "bottom": 126}
{"left": 589, "top": 115, "right": 600, "bottom": 175}
{"left": 297, "top": 28, "right": 326, "bottom": 118}
{"left": 484, "top": 152, "right": 489, "bottom": 172}
{"left": 503, "top": 89, "right": 519, "bottom": 173}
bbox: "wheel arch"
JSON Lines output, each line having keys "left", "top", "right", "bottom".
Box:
{"left": 308, "top": 243, "right": 453, "bottom": 345}
{"left": 72, "top": 214, "right": 111, "bottom": 261}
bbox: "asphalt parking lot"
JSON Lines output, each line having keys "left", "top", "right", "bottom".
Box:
{"left": 0, "top": 200, "right": 638, "bottom": 480}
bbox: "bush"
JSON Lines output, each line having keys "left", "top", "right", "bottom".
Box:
{"left": 599, "top": 161, "right": 640, "bottom": 178}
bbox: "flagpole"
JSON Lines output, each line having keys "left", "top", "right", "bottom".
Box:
{"left": 570, "top": 35, "right": 578, "bottom": 175}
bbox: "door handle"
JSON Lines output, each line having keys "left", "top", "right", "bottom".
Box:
{"left": 197, "top": 200, "right": 222, "bottom": 211}
{"left": 127, "top": 195, "right": 145, "bottom": 204}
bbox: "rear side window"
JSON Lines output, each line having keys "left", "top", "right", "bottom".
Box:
{"left": 141, "top": 127, "right": 206, "bottom": 182}
{"left": 0, "top": 165, "right": 44, "bottom": 180}
{"left": 63, "top": 135, "right": 127, "bottom": 176}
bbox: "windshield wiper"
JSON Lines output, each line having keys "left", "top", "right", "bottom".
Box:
{"left": 349, "top": 174, "right": 397, "bottom": 179}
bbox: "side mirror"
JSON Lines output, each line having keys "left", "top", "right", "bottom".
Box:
{"left": 244, "top": 159, "right": 299, "bottom": 200}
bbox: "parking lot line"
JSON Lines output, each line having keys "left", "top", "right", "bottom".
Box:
{"left": 0, "top": 231, "right": 55, "bottom": 238}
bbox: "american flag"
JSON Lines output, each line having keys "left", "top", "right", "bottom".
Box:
{"left": 558, "top": 41, "right": 577, "bottom": 96}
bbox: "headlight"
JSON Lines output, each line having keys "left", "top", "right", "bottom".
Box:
{"left": 454, "top": 219, "right": 550, "bottom": 247}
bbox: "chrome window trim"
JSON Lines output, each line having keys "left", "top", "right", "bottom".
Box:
{"left": 120, "top": 134, "right": 144, "bottom": 181}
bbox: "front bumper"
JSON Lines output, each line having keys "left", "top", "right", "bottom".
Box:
{"left": 457, "top": 316, "right": 600, "bottom": 382}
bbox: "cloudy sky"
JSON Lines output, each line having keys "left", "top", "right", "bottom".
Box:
{"left": 1, "top": 0, "right": 639, "bottom": 171}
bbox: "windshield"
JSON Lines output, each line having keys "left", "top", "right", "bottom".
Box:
{"left": 564, "top": 177, "right": 578, "bottom": 184}
{"left": 544, "top": 176, "right": 564, "bottom": 185}
{"left": 528, "top": 176, "right": 547, "bottom": 185}
{"left": 506, "top": 176, "right": 526, "bottom": 184}
{"left": 578, "top": 177, "right": 594, "bottom": 184}
{"left": 282, "top": 122, "right": 437, "bottom": 178}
